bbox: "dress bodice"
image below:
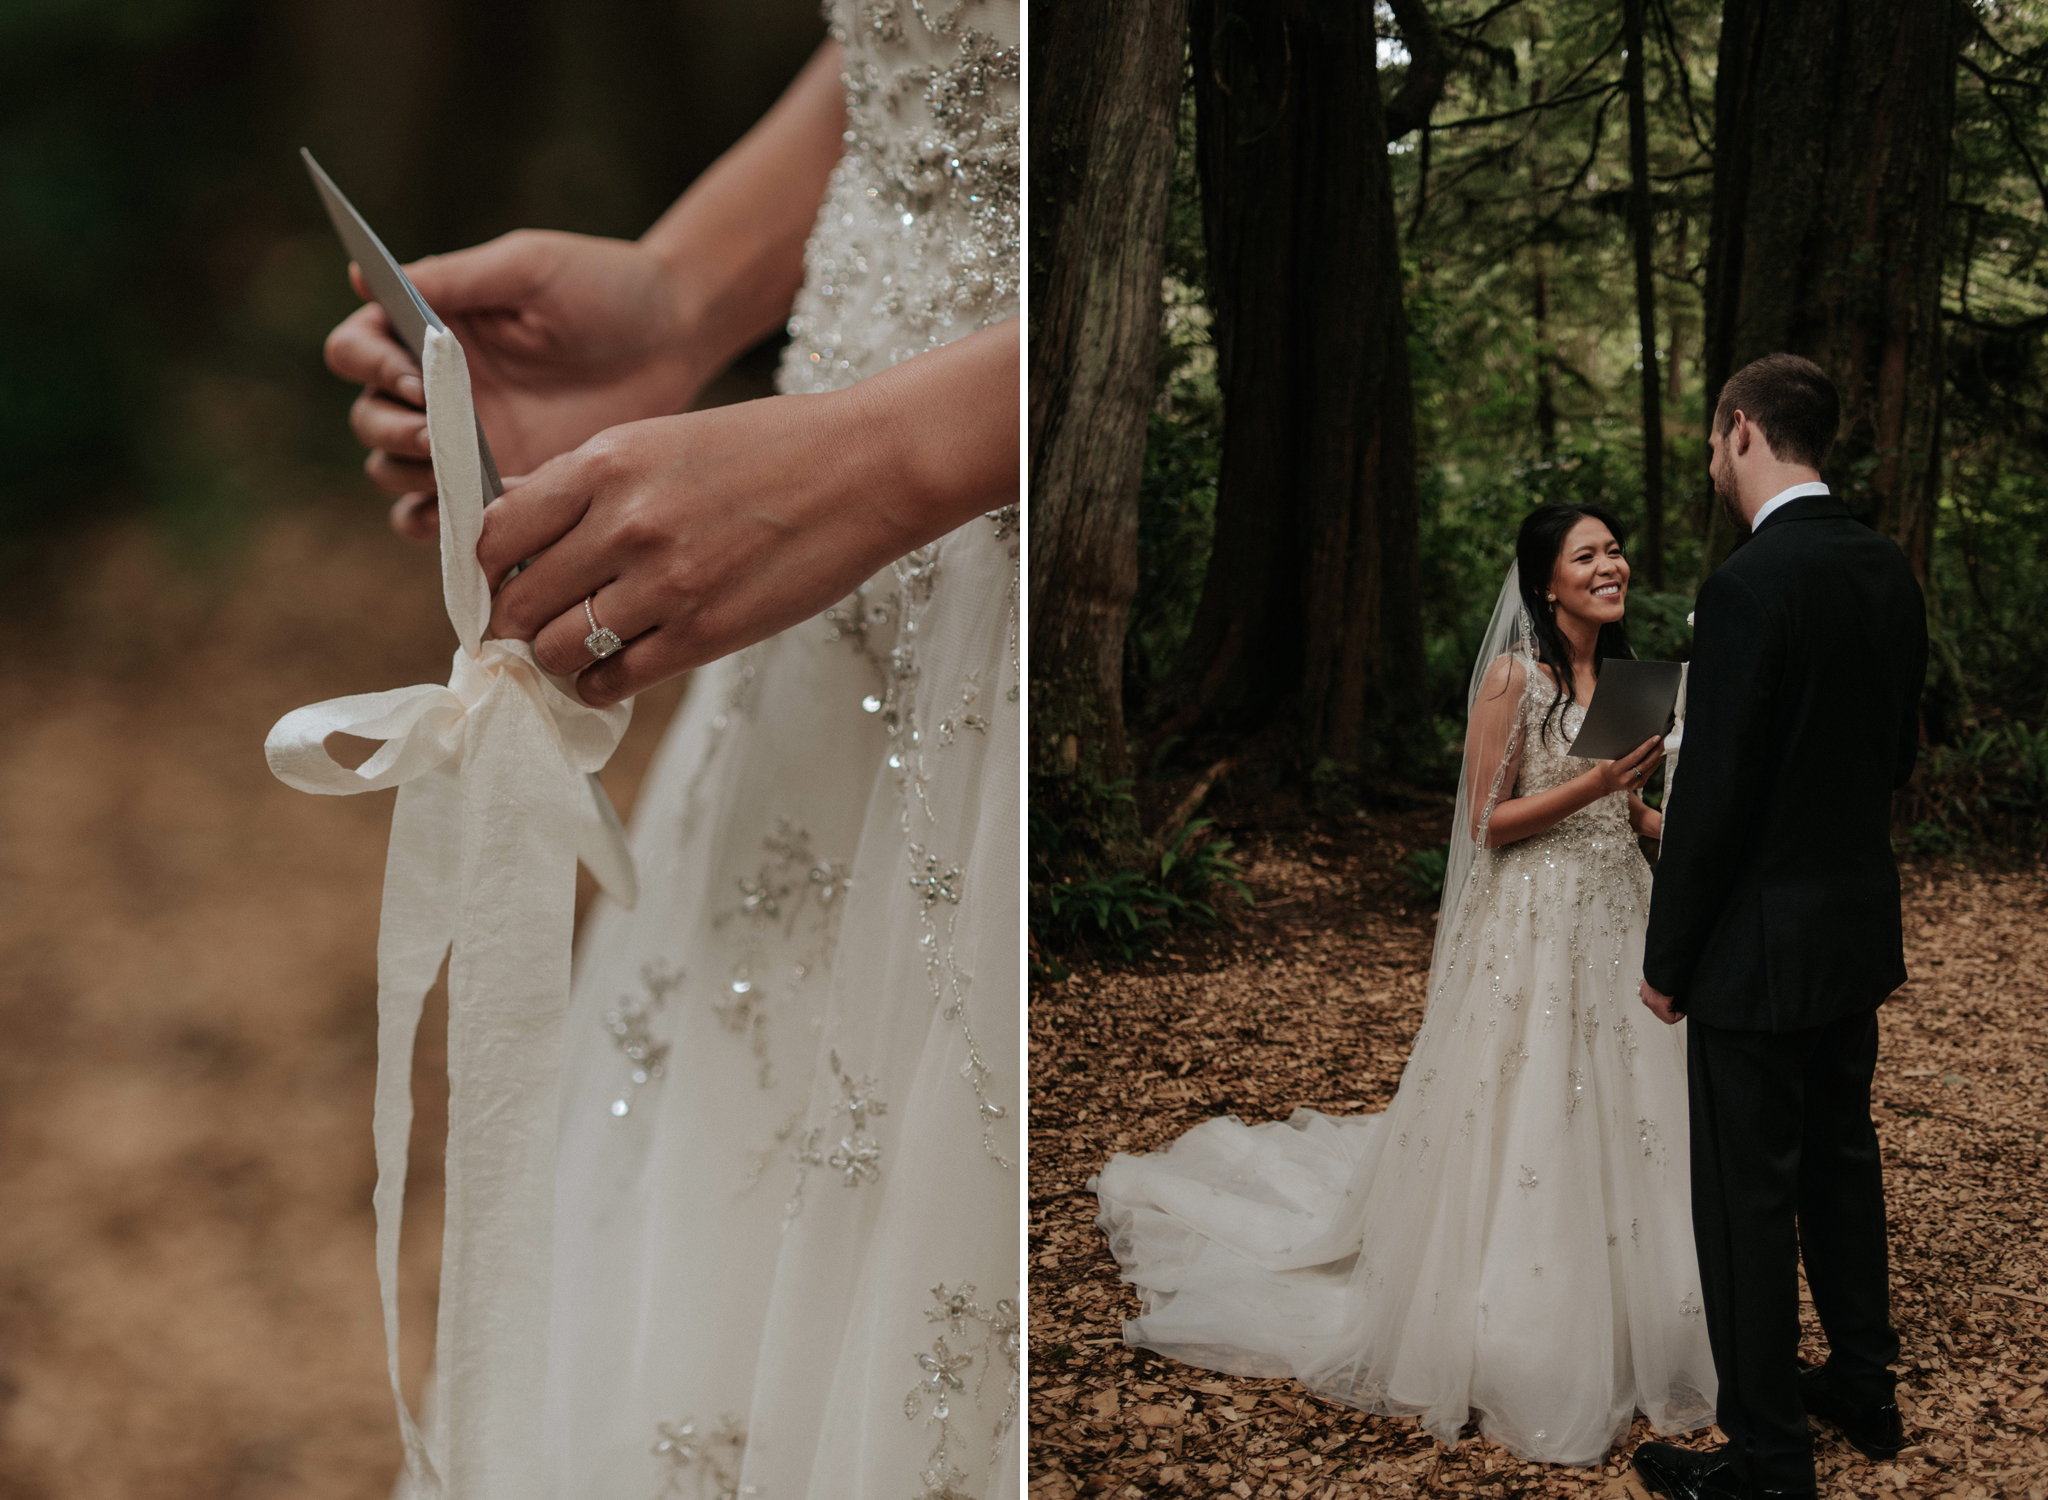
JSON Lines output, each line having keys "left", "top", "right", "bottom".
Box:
{"left": 776, "top": 0, "right": 1020, "bottom": 394}
{"left": 1504, "top": 659, "right": 1640, "bottom": 866}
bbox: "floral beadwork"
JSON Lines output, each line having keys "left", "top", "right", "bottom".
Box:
{"left": 782, "top": 1, "right": 1018, "bottom": 392}
{"left": 651, "top": 1414, "right": 750, "bottom": 1500}
{"left": 823, "top": 538, "right": 1013, "bottom": 1169}
{"left": 933, "top": 672, "right": 988, "bottom": 747}
{"left": 603, "top": 963, "right": 686, "bottom": 1119}
{"left": 786, "top": 1050, "right": 889, "bottom": 1224}
{"left": 712, "top": 817, "right": 854, "bottom": 1088}
{"left": 904, "top": 1283, "right": 1020, "bottom": 1500}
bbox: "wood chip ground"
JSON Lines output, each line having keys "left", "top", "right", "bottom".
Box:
{"left": 1029, "top": 811, "right": 2048, "bottom": 1500}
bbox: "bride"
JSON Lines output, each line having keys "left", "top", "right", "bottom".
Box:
{"left": 1092, "top": 502, "right": 1717, "bottom": 1467}
{"left": 322, "top": 7, "right": 1018, "bottom": 1498}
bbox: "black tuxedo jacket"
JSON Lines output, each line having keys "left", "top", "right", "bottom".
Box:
{"left": 1642, "top": 493, "right": 1927, "bottom": 1031}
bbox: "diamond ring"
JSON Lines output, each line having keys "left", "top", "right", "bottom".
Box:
{"left": 583, "top": 597, "right": 623, "bottom": 662}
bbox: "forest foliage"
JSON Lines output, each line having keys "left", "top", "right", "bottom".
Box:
{"left": 0, "top": 0, "right": 821, "bottom": 569}
{"left": 1034, "top": 0, "right": 2048, "bottom": 967}
{"left": 1149, "top": 0, "right": 2047, "bottom": 823}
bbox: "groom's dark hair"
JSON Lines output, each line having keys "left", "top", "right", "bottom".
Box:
{"left": 1713, "top": 353, "right": 1840, "bottom": 468}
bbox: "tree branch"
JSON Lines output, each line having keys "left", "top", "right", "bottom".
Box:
{"left": 1942, "top": 306, "right": 2048, "bottom": 335}
{"left": 1961, "top": 55, "right": 2048, "bottom": 221}
{"left": 1433, "top": 78, "right": 1622, "bottom": 131}
{"left": 1444, "top": 0, "right": 1531, "bottom": 33}
{"left": 1559, "top": 87, "right": 1622, "bottom": 197}
{"left": 1148, "top": 757, "right": 1242, "bottom": 856}
{"left": 1383, "top": 0, "right": 1453, "bottom": 140}
{"left": 1649, "top": 0, "right": 1713, "bottom": 156}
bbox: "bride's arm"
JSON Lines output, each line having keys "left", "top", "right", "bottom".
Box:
{"left": 1486, "top": 739, "right": 1664, "bottom": 846}
{"left": 475, "top": 315, "right": 1020, "bottom": 706}
{"left": 323, "top": 42, "right": 850, "bottom": 530}
{"left": 637, "top": 41, "right": 850, "bottom": 382}
{"left": 1477, "top": 662, "right": 1667, "bottom": 847}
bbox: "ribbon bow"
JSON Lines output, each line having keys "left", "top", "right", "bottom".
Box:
{"left": 266, "top": 328, "right": 636, "bottom": 1499}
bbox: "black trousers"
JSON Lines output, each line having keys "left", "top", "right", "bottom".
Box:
{"left": 1686, "top": 1009, "right": 1899, "bottom": 1490}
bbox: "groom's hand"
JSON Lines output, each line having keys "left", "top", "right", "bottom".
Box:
{"left": 1639, "top": 978, "right": 1683, "bottom": 1026}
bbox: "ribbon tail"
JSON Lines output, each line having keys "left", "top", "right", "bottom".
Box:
{"left": 576, "top": 771, "right": 639, "bottom": 910}
{"left": 436, "top": 679, "right": 585, "bottom": 1500}
{"left": 374, "top": 765, "right": 463, "bottom": 1497}
{"left": 423, "top": 327, "right": 491, "bottom": 656}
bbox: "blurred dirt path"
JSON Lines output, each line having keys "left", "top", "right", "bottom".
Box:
{"left": 0, "top": 500, "right": 683, "bottom": 1499}
{"left": 1029, "top": 817, "right": 2048, "bottom": 1500}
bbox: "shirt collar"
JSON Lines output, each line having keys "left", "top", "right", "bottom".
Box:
{"left": 1751, "top": 480, "right": 1831, "bottom": 533}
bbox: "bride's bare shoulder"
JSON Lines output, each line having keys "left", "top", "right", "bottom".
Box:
{"left": 1475, "top": 653, "right": 1531, "bottom": 704}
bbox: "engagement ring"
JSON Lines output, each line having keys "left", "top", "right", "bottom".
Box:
{"left": 583, "top": 598, "right": 623, "bottom": 662}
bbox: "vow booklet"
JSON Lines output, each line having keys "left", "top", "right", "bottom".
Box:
{"left": 1566, "top": 658, "right": 1684, "bottom": 761}
{"left": 301, "top": 148, "right": 505, "bottom": 500}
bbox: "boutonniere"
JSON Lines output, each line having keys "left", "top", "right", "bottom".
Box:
{"left": 1686, "top": 611, "right": 1696, "bottom": 629}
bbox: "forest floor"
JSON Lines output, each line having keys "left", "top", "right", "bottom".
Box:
{"left": 0, "top": 497, "right": 685, "bottom": 1499}
{"left": 1029, "top": 803, "right": 2048, "bottom": 1500}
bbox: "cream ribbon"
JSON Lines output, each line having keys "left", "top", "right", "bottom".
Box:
{"left": 265, "top": 328, "right": 637, "bottom": 1499}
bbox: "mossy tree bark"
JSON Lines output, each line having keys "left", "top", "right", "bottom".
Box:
{"left": 1701, "top": 0, "right": 1958, "bottom": 579}
{"left": 1155, "top": 0, "right": 1444, "bottom": 776}
{"left": 1028, "top": 0, "right": 1190, "bottom": 786}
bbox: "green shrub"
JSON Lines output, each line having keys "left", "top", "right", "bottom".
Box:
{"left": 1898, "top": 720, "right": 2048, "bottom": 858}
{"left": 1400, "top": 844, "right": 1450, "bottom": 900}
{"left": 1030, "top": 785, "right": 1253, "bottom": 974}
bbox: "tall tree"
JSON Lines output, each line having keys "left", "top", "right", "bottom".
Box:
{"left": 1029, "top": 0, "right": 1190, "bottom": 784}
{"left": 1702, "top": 0, "right": 1958, "bottom": 578}
{"left": 1623, "top": 0, "right": 1666, "bottom": 586}
{"left": 1155, "top": 0, "right": 1448, "bottom": 772}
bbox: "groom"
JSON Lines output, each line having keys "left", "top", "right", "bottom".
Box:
{"left": 1630, "top": 354, "right": 1928, "bottom": 1500}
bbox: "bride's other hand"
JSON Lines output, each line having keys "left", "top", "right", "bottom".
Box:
{"left": 476, "top": 317, "right": 1019, "bottom": 707}
{"left": 1639, "top": 977, "right": 1682, "bottom": 1025}
{"left": 324, "top": 232, "right": 712, "bottom": 519}
{"left": 1627, "top": 792, "right": 1662, "bottom": 840}
{"left": 320, "top": 41, "right": 848, "bottom": 542}
{"left": 1592, "top": 735, "right": 1665, "bottom": 797}
{"left": 1482, "top": 732, "right": 1666, "bottom": 848}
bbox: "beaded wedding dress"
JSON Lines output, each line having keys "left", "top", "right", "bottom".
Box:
{"left": 1093, "top": 574, "right": 1716, "bottom": 1467}
{"left": 531, "top": 7, "right": 1019, "bottom": 1498}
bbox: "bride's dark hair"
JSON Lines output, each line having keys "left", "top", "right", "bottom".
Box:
{"left": 1515, "top": 500, "right": 1636, "bottom": 743}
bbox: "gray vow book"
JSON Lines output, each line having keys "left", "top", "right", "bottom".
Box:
{"left": 1566, "top": 658, "right": 1684, "bottom": 761}
{"left": 301, "top": 148, "right": 505, "bottom": 501}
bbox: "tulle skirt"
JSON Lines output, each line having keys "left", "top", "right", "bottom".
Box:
{"left": 1092, "top": 827, "right": 1716, "bottom": 1466}
{"left": 532, "top": 518, "right": 1020, "bottom": 1500}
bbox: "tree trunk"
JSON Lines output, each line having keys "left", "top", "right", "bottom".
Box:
{"left": 1535, "top": 265, "right": 1559, "bottom": 459}
{"left": 1701, "top": 0, "right": 1956, "bottom": 579}
{"left": 1157, "top": 0, "right": 1434, "bottom": 775}
{"left": 1528, "top": 63, "right": 1559, "bottom": 460}
{"left": 1624, "top": 0, "right": 1666, "bottom": 588}
{"left": 1027, "top": 0, "right": 1189, "bottom": 784}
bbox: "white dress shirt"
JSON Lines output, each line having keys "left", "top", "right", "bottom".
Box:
{"left": 1751, "top": 479, "right": 1831, "bottom": 532}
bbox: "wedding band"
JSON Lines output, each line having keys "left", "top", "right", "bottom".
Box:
{"left": 583, "top": 597, "right": 623, "bottom": 662}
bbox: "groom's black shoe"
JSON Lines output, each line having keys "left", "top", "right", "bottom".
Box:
{"left": 1629, "top": 1443, "right": 1816, "bottom": 1500}
{"left": 1797, "top": 1361, "right": 1905, "bottom": 1460}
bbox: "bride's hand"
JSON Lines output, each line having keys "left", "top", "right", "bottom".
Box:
{"left": 476, "top": 318, "right": 1019, "bottom": 707}
{"left": 1589, "top": 736, "right": 1665, "bottom": 797}
{"left": 324, "top": 231, "right": 712, "bottom": 538}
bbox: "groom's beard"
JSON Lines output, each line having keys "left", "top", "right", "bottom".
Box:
{"left": 1718, "top": 488, "right": 1751, "bottom": 535}
{"left": 1712, "top": 468, "right": 1751, "bottom": 535}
